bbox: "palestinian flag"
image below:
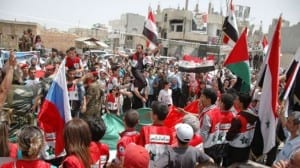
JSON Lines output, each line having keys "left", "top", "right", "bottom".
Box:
{"left": 178, "top": 55, "right": 215, "bottom": 73}
{"left": 223, "top": 28, "right": 251, "bottom": 93}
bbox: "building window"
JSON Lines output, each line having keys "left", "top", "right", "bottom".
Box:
{"left": 170, "top": 20, "right": 184, "bottom": 32}
{"left": 176, "top": 25, "right": 183, "bottom": 32}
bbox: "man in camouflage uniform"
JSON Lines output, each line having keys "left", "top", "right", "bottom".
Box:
{"left": 84, "top": 71, "right": 103, "bottom": 117}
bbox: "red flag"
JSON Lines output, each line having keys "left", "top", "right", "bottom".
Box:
{"left": 164, "top": 100, "right": 199, "bottom": 128}
{"left": 258, "top": 16, "right": 281, "bottom": 154}
{"left": 164, "top": 106, "right": 184, "bottom": 128}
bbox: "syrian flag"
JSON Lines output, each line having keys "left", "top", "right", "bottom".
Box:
{"left": 280, "top": 47, "right": 300, "bottom": 114}
{"left": 223, "top": 28, "right": 251, "bottom": 93}
{"left": 258, "top": 16, "right": 282, "bottom": 154}
{"left": 143, "top": 8, "right": 159, "bottom": 49}
{"left": 222, "top": 0, "right": 239, "bottom": 44}
{"left": 178, "top": 55, "right": 215, "bottom": 73}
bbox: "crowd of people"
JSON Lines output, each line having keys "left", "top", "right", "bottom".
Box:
{"left": 0, "top": 36, "right": 300, "bottom": 168}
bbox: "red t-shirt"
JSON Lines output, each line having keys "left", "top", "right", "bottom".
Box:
{"left": 62, "top": 155, "right": 84, "bottom": 168}
{"left": 116, "top": 129, "right": 140, "bottom": 160}
{"left": 96, "top": 142, "right": 110, "bottom": 168}
{"left": 1, "top": 160, "right": 51, "bottom": 168}
{"left": 9, "top": 143, "right": 18, "bottom": 158}
{"left": 65, "top": 56, "right": 81, "bottom": 69}
{"left": 89, "top": 142, "right": 101, "bottom": 164}
{"left": 90, "top": 141, "right": 110, "bottom": 168}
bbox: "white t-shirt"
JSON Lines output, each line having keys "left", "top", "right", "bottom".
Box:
{"left": 158, "top": 89, "right": 173, "bottom": 105}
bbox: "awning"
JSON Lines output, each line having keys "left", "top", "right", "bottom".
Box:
{"left": 83, "top": 41, "right": 97, "bottom": 47}
{"left": 95, "top": 41, "right": 109, "bottom": 48}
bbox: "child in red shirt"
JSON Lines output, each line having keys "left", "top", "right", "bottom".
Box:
{"left": 116, "top": 109, "right": 140, "bottom": 164}
{"left": 84, "top": 116, "right": 110, "bottom": 168}
{"left": 1, "top": 126, "right": 52, "bottom": 168}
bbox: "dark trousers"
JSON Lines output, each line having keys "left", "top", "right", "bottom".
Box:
{"left": 147, "top": 95, "right": 155, "bottom": 107}
{"left": 132, "top": 95, "right": 144, "bottom": 109}
{"left": 172, "top": 88, "right": 181, "bottom": 107}
{"left": 132, "top": 69, "right": 147, "bottom": 87}
{"left": 223, "top": 146, "right": 251, "bottom": 167}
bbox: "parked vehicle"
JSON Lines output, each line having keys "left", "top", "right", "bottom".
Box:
{"left": 84, "top": 50, "right": 108, "bottom": 57}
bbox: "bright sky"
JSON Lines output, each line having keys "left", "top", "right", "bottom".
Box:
{"left": 0, "top": 0, "right": 299, "bottom": 33}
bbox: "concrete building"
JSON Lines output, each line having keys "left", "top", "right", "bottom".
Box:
{"left": 267, "top": 19, "right": 300, "bottom": 68}
{"left": 155, "top": 2, "right": 225, "bottom": 57}
{"left": 41, "top": 29, "right": 78, "bottom": 52}
{"left": 68, "top": 25, "right": 108, "bottom": 42}
{"left": 109, "top": 13, "right": 146, "bottom": 50}
{"left": 0, "top": 19, "right": 78, "bottom": 52}
{"left": 0, "top": 19, "right": 41, "bottom": 50}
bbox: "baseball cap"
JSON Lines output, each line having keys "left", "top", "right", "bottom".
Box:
{"left": 175, "top": 123, "right": 194, "bottom": 143}
{"left": 20, "top": 63, "right": 28, "bottom": 69}
{"left": 123, "top": 143, "right": 150, "bottom": 168}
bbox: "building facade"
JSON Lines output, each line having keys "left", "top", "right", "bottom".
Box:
{"left": 155, "top": 2, "right": 225, "bottom": 57}
{"left": 0, "top": 19, "right": 78, "bottom": 52}
{"left": 109, "top": 13, "right": 146, "bottom": 50}
{"left": 0, "top": 19, "right": 40, "bottom": 50}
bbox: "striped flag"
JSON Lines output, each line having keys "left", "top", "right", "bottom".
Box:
{"left": 258, "top": 16, "right": 282, "bottom": 154}
{"left": 223, "top": 28, "right": 251, "bottom": 93}
{"left": 178, "top": 55, "right": 215, "bottom": 73}
{"left": 38, "top": 60, "right": 71, "bottom": 158}
{"left": 143, "top": 8, "right": 159, "bottom": 49}
{"left": 222, "top": 0, "right": 239, "bottom": 44}
{"left": 280, "top": 47, "right": 300, "bottom": 114}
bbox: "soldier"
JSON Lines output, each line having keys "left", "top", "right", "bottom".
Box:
{"left": 84, "top": 71, "right": 103, "bottom": 117}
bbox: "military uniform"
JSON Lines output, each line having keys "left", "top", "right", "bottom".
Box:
{"left": 85, "top": 81, "right": 103, "bottom": 116}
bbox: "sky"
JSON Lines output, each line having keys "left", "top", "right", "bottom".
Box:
{"left": 0, "top": 0, "right": 299, "bottom": 33}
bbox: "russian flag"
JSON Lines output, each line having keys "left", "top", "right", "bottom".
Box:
{"left": 38, "top": 60, "right": 71, "bottom": 158}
